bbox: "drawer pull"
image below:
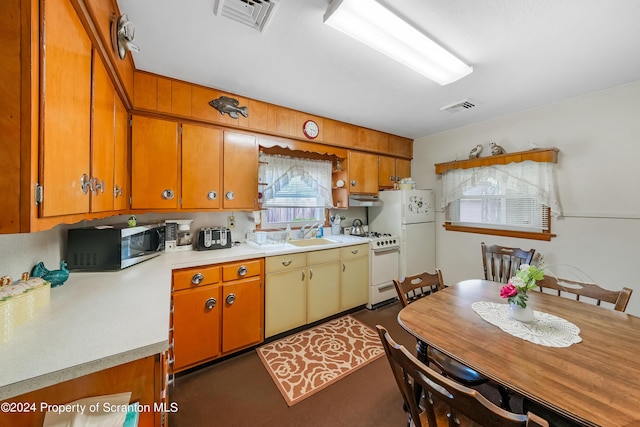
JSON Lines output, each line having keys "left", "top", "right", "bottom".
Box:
{"left": 238, "top": 265, "right": 248, "bottom": 276}
{"left": 301, "top": 270, "right": 305, "bottom": 281}
{"left": 351, "top": 249, "right": 359, "bottom": 254}
{"left": 225, "top": 191, "right": 235, "bottom": 200}
{"left": 343, "top": 263, "right": 346, "bottom": 272}
{"left": 192, "top": 273, "right": 205, "bottom": 285}
{"left": 207, "top": 190, "right": 217, "bottom": 200}
{"left": 282, "top": 260, "right": 292, "bottom": 266}
{"left": 226, "top": 293, "right": 237, "bottom": 305}
{"left": 205, "top": 297, "right": 217, "bottom": 310}
{"left": 309, "top": 268, "right": 313, "bottom": 280}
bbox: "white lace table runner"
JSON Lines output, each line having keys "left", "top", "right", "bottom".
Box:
{"left": 471, "top": 301, "right": 582, "bottom": 347}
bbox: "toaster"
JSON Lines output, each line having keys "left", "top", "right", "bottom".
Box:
{"left": 195, "top": 227, "right": 232, "bottom": 250}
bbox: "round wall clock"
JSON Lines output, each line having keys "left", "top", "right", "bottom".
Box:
{"left": 303, "top": 120, "right": 319, "bottom": 139}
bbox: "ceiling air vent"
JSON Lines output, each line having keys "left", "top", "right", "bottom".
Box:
{"left": 440, "top": 98, "right": 476, "bottom": 114}
{"left": 214, "top": 0, "right": 279, "bottom": 33}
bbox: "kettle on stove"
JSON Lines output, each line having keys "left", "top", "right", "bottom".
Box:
{"left": 351, "top": 218, "right": 365, "bottom": 236}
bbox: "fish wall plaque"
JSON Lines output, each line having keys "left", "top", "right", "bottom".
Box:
{"left": 209, "top": 96, "right": 249, "bottom": 119}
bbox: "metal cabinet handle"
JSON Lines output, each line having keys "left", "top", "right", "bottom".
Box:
{"left": 167, "top": 357, "right": 175, "bottom": 366}
{"left": 225, "top": 191, "right": 235, "bottom": 200}
{"left": 114, "top": 185, "right": 123, "bottom": 198}
{"left": 207, "top": 191, "right": 217, "bottom": 201}
{"left": 226, "top": 293, "right": 236, "bottom": 305}
{"left": 282, "top": 260, "right": 292, "bottom": 266}
{"left": 191, "top": 273, "right": 204, "bottom": 285}
{"left": 309, "top": 268, "right": 313, "bottom": 280}
{"left": 390, "top": 175, "right": 395, "bottom": 181}
{"left": 350, "top": 180, "right": 356, "bottom": 187}
{"left": 301, "top": 270, "right": 305, "bottom": 281}
{"left": 91, "top": 177, "right": 105, "bottom": 195}
{"left": 238, "top": 265, "right": 247, "bottom": 276}
{"left": 162, "top": 189, "right": 175, "bottom": 200}
{"left": 205, "top": 297, "right": 217, "bottom": 310}
{"left": 80, "top": 173, "right": 91, "bottom": 194}
{"left": 352, "top": 249, "right": 359, "bottom": 254}
{"left": 343, "top": 263, "right": 346, "bottom": 272}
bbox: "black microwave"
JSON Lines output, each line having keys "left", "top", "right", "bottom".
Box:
{"left": 67, "top": 224, "right": 165, "bottom": 271}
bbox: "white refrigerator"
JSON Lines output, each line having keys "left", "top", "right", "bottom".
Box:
{"left": 369, "top": 189, "right": 436, "bottom": 279}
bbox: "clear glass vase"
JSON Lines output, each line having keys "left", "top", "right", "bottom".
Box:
{"left": 508, "top": 302, "right": 535, "bottom": 322}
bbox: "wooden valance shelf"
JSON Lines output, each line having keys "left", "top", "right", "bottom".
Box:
{"left": 434, "top": 147, "right": 559, "bottom": 175}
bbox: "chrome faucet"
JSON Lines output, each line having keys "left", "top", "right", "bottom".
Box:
{"left": 299, "top": 223, "right": 320, "bottom": 239}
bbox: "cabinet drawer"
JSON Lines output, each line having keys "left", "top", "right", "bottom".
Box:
{"left": 340, "top": 244, "right": 369, "bottom": 260}
{"left": 223, "top": 259, "right": 262, "bottom": 281}
{"left": 173, "top": 265, "right": 221, "bottom": 291}
{"left": 266, "top": 253, "right": 307, "bottom": 273}
{"left": 307, "top": 248, "right": 340, "bottom": 265}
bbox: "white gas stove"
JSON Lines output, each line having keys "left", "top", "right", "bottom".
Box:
{"left": 364, "top": 232, "right": 400, "bottom": 309}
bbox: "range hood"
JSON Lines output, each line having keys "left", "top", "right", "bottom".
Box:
{"left": 348, "top": 195, "right": 383, "bottom": 207}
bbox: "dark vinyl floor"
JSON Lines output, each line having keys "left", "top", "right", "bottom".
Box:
{"left": 168, "top": 301, "right": 513, "bottom": 427}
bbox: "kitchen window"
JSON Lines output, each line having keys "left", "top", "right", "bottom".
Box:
{"left": 259, "top": 153, "right": 333, "bottom": 227}
{"left": 441, "top": 159, "right": 562, "bottom": 241}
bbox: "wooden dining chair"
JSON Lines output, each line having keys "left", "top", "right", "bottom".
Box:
{"left": 481, "top": 243, "right": 536, "bottom": 283}
{"left": 534, "top": 276, "right": 633, "bottom": 312}
{"left": 377, "top": 325, "right": 549, "bottom": 427}
{"left": 392, "top": 271, "right": 513, "bottom": 408}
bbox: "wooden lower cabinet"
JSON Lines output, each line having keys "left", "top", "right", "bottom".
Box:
{"left": 170, "top": 259, "right": 264, "bottom": 373}
{"left": 0, "top": 355, "right": 164, "bottom": 427}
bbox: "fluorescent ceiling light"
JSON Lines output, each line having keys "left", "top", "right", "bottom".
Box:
{"left": 323, "top": 0, "right": 472, "bottom": 85}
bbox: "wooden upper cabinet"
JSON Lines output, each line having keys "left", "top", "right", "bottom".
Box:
{"left": 90, "top": 53, "right": 116, "bottom": 213}
{"left": 157, "top": 76, "right": 172, "bottom": 113}
{"left": 191, "top": 85, "right": 220, "bottom": 122}
{"left": 84, "top": 0, "right": 134, "bottom": 102}
{"left": 248, "top": 99, "right": 269, "bottom": 132}
{"left": 130, "top": 115, "right": 179, "bottom": 209}
{"left": 181, "top": 124, "right": 222, "bottom": 209}
{"left": 113, "top": 95, "right": 128, "bottom": 211}
{"left": 357, "top": 128, "right": 388, "bottom": 152}
{"left": 268, "top": 105, "right": 293, "bottom": 136}
{"left": 388, "top": 134, "right": 413, "bottom": 159}
{"left": 396, "top": 158, "right": 411, "bottom": 182}
{"left": 41, "top": 0, "right": 92, "bottom": 217}
{"left": 378, "top": 155, "right": 396, "bottom": 189}
{"left": 348, "top": 151, "right": 378, "bottom": 195}
{"left": 223, "top": 132, "right": 258, "bottom": 210}
{"left": 133, "top": 71, "right": 157, "bottom": 110}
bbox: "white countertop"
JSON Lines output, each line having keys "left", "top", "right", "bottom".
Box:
{"left": 0, "top": 235, "right": 368, "bottom": 400}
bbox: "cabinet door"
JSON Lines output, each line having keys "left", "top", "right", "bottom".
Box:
{"left": 307, "top": 262, "right": 341, "bottom": 323}
{"left": 265, "top": 268, "right": 306, "bottom": 338}
{"left": 341, "top": 256, "right": 369, "bottom": 310}
{"left": 113, "top": 95, "right": 128, "bottom": 211}
{"left": 41, "top": 0, "right": 92, "bottom": 217}
{"left": 378, "top": 155, "right": 396, "bottom": 189}
{"left": 172, "top": 285, "right": 221, "bottom": 371}
{"left": 348, "top": 151, "right": 378, "bottom": 194}
{"left": 223, "top": 132, "right": 258, "bottom": 209}
{"left": 222, "top": 277, "right": 263, "bottom": 353}
{"left": 182, "top": 124, "right": 222, "bottom": 209}
{"left": 90, "top": 52, "right": 115, "bottom": 212}
{"left": 396, "top": 158, "right": 411, "bottom": 182}
{"left": 131, "top": 115, "right": 179, "bottom": 209}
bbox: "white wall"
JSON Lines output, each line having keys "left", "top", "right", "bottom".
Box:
{"left": 413, "top": 80, "right": 640, "bottom": 316}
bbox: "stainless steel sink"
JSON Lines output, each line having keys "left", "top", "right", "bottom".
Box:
{"left": 287, "top": 238, "right": 339, "bottom": 247}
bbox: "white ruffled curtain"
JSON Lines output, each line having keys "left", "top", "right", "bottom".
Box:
{"left": 441, "top": 160, "right": 563, "bottom": 217}
{"left": 260, "top": 154, "right": 334, "bottom": 208}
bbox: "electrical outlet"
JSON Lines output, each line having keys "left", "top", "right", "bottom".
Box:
{"left": 227, "top": 215, "right": 236, "bottom": 228}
